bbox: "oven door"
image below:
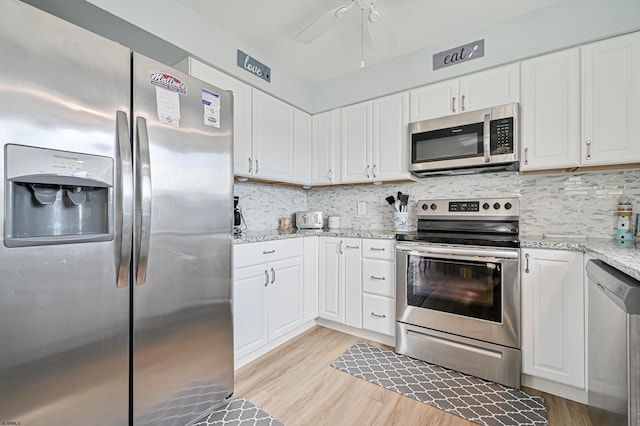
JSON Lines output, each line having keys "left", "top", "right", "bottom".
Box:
{"left": 396, "top": 242, "right": 520, "bottom": 349}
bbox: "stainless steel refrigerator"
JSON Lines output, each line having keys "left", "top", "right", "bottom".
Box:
{"left": 0, "top": 1, "right": 234, "bottom": 425}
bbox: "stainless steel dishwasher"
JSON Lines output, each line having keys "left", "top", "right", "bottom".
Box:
{"left": 586, "top": 259, "right": 640, "bottom": 426}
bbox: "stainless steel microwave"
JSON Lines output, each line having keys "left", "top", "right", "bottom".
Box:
{"left": 409, "top": 103, "right": 519, "bottom": 176}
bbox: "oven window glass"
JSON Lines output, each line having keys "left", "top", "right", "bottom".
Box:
{"left": 412, "top": 122, "right": 483, "bottom": 163}
{"left": 407, "top": 255, "right": 502, "bottom": 322}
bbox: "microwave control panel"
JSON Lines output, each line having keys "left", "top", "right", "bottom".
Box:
{"left": 490, "top": 117, "right": 514, "bottom": 155}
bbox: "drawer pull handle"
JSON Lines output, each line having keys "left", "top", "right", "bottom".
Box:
{"left": 370, "top": 247, "right": 386, "bottom": 251}
{"left": 262, "top": 250, "right": 276, "bottom": 254}
{"left": 346, "top": 245, "right": 360, "bottom": 249}
{"left": 525, "top": 253, "right": 530, "bottom": 274}
{"left": 371, "top": 312, "right": 386, "bottom": 319}
{"left": 370, "top": 275, "right": 386, "bottom": 281}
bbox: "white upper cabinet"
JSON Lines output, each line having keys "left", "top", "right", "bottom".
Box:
{"left": 520, "top": 48, "right": 581, "bottom": 170}
{"left": 341, "top": 101, "right": 372, "bottom": 183}
{"left": 410, "top": 63, "right": 520, "bottom": 122}
{"left": 341, "top": 92, "right": 411, "bottom": 184}
{"left": 582, "top": 31, "right": 640, "bottom": 165}
{"left": 293, "top": 109, "right": 312, "bottom": 186}
{"left": 179, "top": 57, "right": 254, "bottom": 178}
{"left": 409, "top": 80, "right": 458, "bottom": 124}
{"left": 312, "top": 110, "right": 341, "bottom": 185}
{"left": 372, "top": 92, "right": 411, "bottom": 182}
{"left": 252, "top": 90, "right": 295, "bottom": 182}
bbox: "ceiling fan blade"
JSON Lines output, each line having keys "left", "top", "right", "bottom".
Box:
{"left": 366, "top": 10, "right": 396, "bottom": 53}
{"left": 295, "top": 5, "right": 351, "bottom": 43}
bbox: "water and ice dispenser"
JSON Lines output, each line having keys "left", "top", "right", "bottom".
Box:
{"left": 4, "top": 144, "right": 114, "bottom": 247}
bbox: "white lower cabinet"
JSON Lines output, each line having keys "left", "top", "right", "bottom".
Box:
{"left": 318, "top": 236, "right": 362, "bottom": 326}
{"left": 521, "top": 248, "right": 585, "bottom": 392}
{"left": 233, "top": 239, "right": 304, "bottom": 362}
{"left": 361, "top": 239, "right": 395, "bottom": 336}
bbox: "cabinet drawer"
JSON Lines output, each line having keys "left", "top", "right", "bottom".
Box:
{"left": 362, "top": 294, "right": 395, "bottom": 336}
{"left": 362, "top": 259, "right": 394, "bottom": 297}
{"left": 362, "top": 239, "right": 394, "bottom": 261}
{"left": 234, "top": 238, "right": 303, "bottom": 269}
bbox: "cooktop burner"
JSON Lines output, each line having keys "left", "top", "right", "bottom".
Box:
{"left": 400, "top": 197, "right": 521, "bottom": 248}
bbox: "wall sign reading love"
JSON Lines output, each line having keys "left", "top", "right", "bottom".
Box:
{"left": 237, "top": 50, "right": 271, "bottom": 82}
{"left": 433, "top": 40, "right": 484, "bottom": 70}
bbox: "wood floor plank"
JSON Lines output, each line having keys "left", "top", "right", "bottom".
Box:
{"left": 233, "top": 326, "right": 591, "bottom": 425}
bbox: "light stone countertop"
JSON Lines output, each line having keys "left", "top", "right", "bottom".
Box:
{"left": 234, "top": 229, "right": 640, "bottom": 281}
{"left": 233, "top": 228, "right": 397, "bottom": 244}
{"left": 521, "top": 237, "right": 640, "bottom": 281}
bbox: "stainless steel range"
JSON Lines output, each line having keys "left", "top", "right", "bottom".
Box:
{"left": 395, "top": 198, "right": 521, "bottom": 388}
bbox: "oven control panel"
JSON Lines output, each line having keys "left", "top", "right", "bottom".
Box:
{"left": 417, "top": 198, "right": 519, "bottom": 218}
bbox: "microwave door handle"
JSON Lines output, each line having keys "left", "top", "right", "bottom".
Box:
{"left": 483, "top": 113, "right": 491, "bottom": 163}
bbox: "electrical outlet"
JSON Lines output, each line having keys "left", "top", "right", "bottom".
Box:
{"left": 357, "top": 201, "right": 366, "bottom": 216}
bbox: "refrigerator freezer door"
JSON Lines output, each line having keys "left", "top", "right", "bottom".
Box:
{"left": 132, "top": 53, "right": 234, "bottom": 425}
{"left": 0, "top": 1, "right": 130, "bottom": 425}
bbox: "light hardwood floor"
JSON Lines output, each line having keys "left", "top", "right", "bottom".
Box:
{"left": 234, "top": 326, "right": 591, "bottom": 425}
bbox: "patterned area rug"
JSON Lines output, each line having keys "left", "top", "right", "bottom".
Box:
{"left": 332, "top": 343, "right": 548, "bottom": 426}
{"left": 194, "top": 398, "right": 284, "bottom": 426}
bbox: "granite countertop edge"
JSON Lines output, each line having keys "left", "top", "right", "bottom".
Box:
{"left": 235, "top": 230, "right": 640, "bottom": 280}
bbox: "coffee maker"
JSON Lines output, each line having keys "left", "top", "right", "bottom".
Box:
{"left": 234, "top": 196, "right": 243, "bottom": 234}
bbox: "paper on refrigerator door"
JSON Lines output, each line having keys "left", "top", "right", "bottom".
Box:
{"left": 202, "top": 89, "right": 220, "bottom": 128}
{"left": 149, "top": 70, "right": 186, "bottom": 128}
{"left": 155, "top": 86, "right": 181, "bottom": 127}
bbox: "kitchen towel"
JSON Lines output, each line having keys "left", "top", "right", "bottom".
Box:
{"left": 332, "top": 342, "right": 548, "bottom": 426}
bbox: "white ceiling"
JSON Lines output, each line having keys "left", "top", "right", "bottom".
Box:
{"left": 176, "top": 0, "right": 565, "bottom": 85}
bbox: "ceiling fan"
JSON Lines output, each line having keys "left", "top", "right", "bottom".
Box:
{"left": 295, "top": 0, "right": 396, "bottom": 67}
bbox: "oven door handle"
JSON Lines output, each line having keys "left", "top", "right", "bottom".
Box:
{"left": 396, "top": 244, "right": 518, "bottom": 261}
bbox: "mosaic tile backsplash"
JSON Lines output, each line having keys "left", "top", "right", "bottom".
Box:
{"left": 234, "top": 169, "right": 640, "bottom": 239}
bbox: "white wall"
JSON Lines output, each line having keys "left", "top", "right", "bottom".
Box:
{"left": 311, "top": 0, "right": 640, "bottom": 112}
{"left": 84, "top": 0, "right": 315, "bottom": 112}
{"left": 75, "top": 0, "right": 640, "bottom": 114}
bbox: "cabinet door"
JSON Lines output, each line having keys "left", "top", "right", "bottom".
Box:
{"left": 318, "top": 237, "right": 344, "bottom": 322}
{"left": 344, "top": 238, "right": 362, "bottom": 328}
{"left": 341, "top": 102, "right": 372, "bottom": 184}
{"left": 521, "top": 249, "right": 585, "bottom": 388}
{"left": 293, "top": 109, "right": 312, "bottom": 186}
{"left": 187, "top": 58, "right": 253, "bottom": 177}
{"left": 409, "top": 79, "right": 458, "bottom": 121}
{"left": 233, "top": 264, "right": 269, "bottom": 359}
{"left": 303, "top": 237, "right": 318, "bottom": 322}
{"left": 252, "top": 90, "right": 295, "bottom": 182}
{"left": 520, "top": 48, "right": 581, "bottom": 170}
{"left": 312, "top": 110, "right": 340, "bottom": 185}
{"left": 372, "top": 92, "right": 411, "bottom": 182}
{"left": 459, "top": 63, "right": 520, "bottom": 112}
{"left": 582, "top": 32, "right": 640, "bottom": 165}
{"left": 267, "top": 256, "right": 304, "bottom": 340}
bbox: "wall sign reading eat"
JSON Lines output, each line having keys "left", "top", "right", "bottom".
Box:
{"left": 237, "top": 50, "right": 271, "bottom": 82}
{"left": 433, "top": 40, "right": 484, "bottom": 70}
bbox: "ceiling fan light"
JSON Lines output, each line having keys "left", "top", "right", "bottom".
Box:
{"left": 368, "top": 9, "right": 380, "bottom": 23}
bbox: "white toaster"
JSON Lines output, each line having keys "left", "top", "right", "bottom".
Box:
{"left": 296, "top": 211, "right": 323, "bottom": 229}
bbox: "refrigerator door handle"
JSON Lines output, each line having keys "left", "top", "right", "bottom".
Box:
{"left": 116, "top": 111, "right": 133, "bottom": 288}
{"left": 135, "top": 116, "right": 152, "bottom": 286}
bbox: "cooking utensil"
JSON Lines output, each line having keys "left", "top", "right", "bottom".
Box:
{"left": 400, "top": 194, "right": 409, "bottom": 212}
